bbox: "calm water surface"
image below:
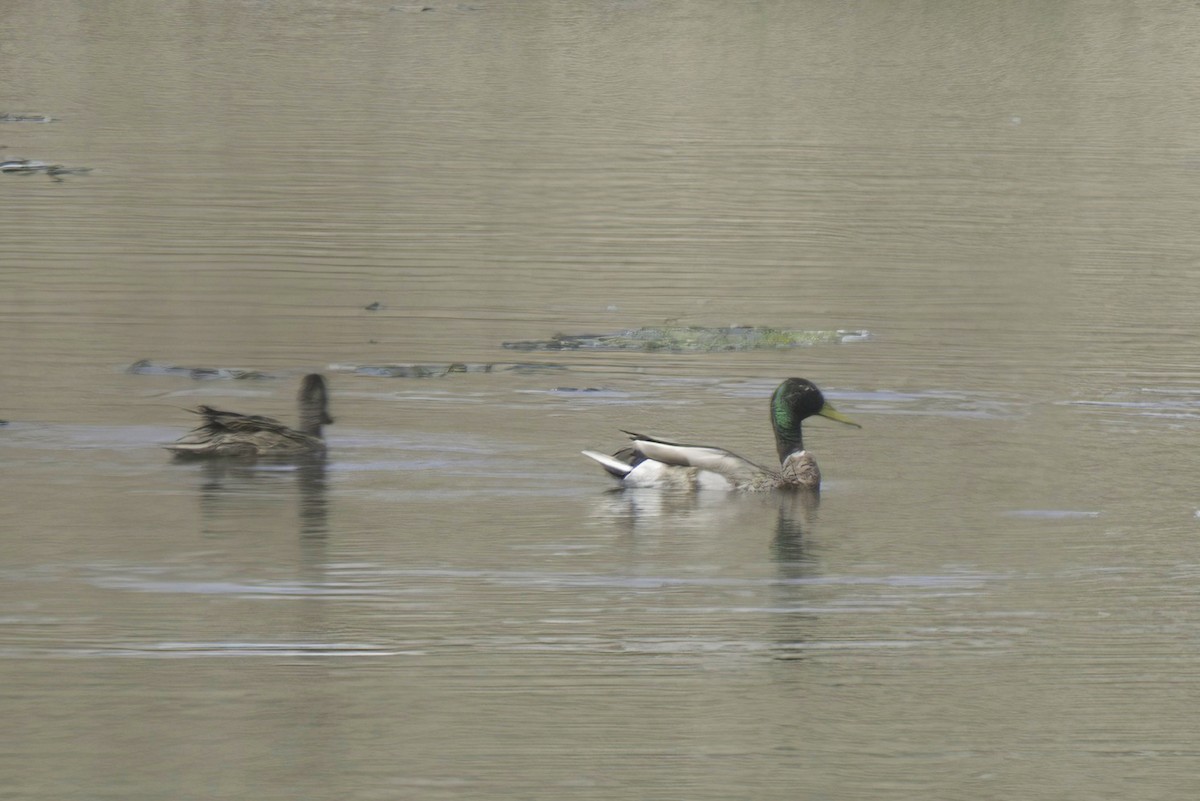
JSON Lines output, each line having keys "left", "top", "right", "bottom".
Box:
{"left": 4, "top": 1, "right": 1200, "bottom": 799}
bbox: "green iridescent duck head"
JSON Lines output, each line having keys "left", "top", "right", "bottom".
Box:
{"left": 769, "top": 378, "right": 859, "bottom": 461}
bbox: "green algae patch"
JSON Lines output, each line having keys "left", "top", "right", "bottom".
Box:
{"left": 503, "top": 326, "right": 870, "bottom": 353}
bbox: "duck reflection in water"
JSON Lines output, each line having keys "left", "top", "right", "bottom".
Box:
{"left": 586, "top": 480, "right": 820, "bottom": 551}
{"left": 769, "top": 489, "right": 827, "bottom": 662}
{"left": 772, "top": 489, "right": 819, "bottom": 567}
{"left": 587, "top": 427, "right": 828, "bottom": 663}
{"left": 195, "top": 456, "right": 330, "bottom": 539}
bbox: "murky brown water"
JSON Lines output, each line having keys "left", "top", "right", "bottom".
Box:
{"left": 5, "top": 1, "right": 1200, "bottom": 798}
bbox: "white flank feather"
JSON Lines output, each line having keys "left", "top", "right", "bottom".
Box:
{"left": 631, "top": 439, "right": 763, "bottom": 483}
{"left": 580, "top": 450, "right": 633, "bottom": 477}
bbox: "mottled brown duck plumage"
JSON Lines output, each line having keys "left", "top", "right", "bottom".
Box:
{"left": 167, "top": 374, "right": 332, "bottom": 459}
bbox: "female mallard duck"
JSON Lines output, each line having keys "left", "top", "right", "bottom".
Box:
{"left": 167, "top": 374, "right": 332, "bottom": 459}
{"left": 581, "top": 378, "right": 859, "bottom": 491}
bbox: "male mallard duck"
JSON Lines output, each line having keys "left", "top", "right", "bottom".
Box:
{"left": 167, "top": 374, "right": 332, "bottom": 459}
{"left": 581, "top": 377, "right": 859, "bottom": 491}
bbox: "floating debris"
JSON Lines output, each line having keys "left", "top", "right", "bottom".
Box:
{"left": 390, "top": 3, "right": 478, "bottom": 10}
{"left": 1003, "top": 510, "right": 1101, "bottom": 520}
{"left": 1, "top": 158, "right": 92, "bottom": 181}
{"left": 503, "top": 326, "right": 871, "bottom": 352}
{"left": 0, "top": 113, "right": 54, "bottom": 123}
{"left": 507, "top": 363, "right": 568, "bottom": 374}
{"left": 131, "top": 360, "right": 568, "bottom": 381}
{"left": 329, "top": 362, "right": 566, "bottom": 378}
{"left": 127, "top": 360, "right": 271, "bottom": 380}
{"left": 347, "top": 363, "right": 489, "bottom": 378}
